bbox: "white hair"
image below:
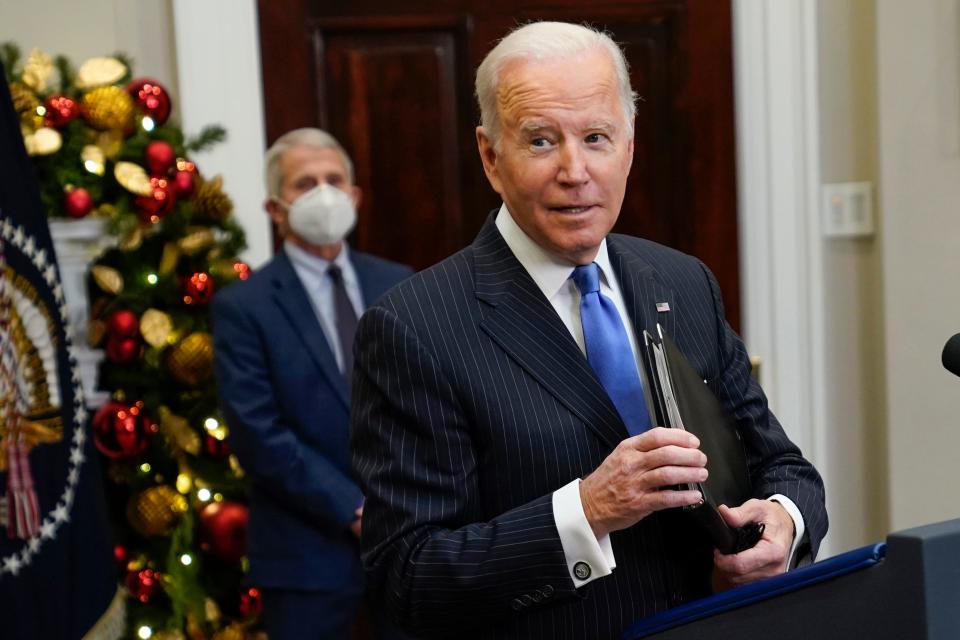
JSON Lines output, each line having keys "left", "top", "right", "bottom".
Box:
{"left": 475, "top": 21, "right": 637, "bottom": 144}
{"left": 263, "top": 127, "right": 355, "bottom": 197}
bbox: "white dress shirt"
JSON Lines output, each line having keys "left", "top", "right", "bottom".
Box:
{"left": 494, "top": 205, "right": 806, "bottom": 588}
{"left": 284, "top": 241, "right": 364, "bottom": 374}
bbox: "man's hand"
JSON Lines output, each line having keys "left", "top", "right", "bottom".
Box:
{"left": 579, "top": 427, "right": 707, "bottom": 539}
{"left": 349, "top": 505, "right": 363, "bottom": 539}
{"left": 712, "top": 499, "right": 795, "bottom": 591}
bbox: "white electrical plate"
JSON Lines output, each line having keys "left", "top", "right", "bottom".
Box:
{"left": 821, "top": 182, "right": 874, "bottom": 238}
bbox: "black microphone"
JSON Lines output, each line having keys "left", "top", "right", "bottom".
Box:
{"left": 943, "top": 334, "right": 960, "bottom": 377}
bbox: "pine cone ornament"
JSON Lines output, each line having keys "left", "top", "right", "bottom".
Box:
{"left": 9, "top": 82, "right": 42, "bottom": 128}
{"left": 81, "top": 85, "right": 135, "bottom": 131}
{"left": 166, "top": 332, "right": 214, "bottom": 386}
{"left": 192, "top": 175, "right": 233, "bottom": 221}
{"left": 127, "top": 485, "right": 188, "bottom": 537}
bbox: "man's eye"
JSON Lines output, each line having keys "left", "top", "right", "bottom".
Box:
{"left": 585, "top": 133, "right": 606, "bottom": 144}
{"left": 531, "top": 137, "right": 549, "bottom": 147}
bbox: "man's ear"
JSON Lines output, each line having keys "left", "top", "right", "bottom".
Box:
{"left": 476, "top": 126, "right": 503, "bottom": 195}
{"left": 264, "top": 197, "right": 286, "bottom": 227}
{"left": 349, "top": 185, "right": 362, "bottom": 210}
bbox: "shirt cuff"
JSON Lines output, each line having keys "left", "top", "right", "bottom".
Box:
{"left": 768, "top": 494, "right": 807, "bottom": 568}
{"left": 552, "top": 479, "right": 616, "bottom": 588}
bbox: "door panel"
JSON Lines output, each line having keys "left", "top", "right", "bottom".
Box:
{"left": 259, "top": 0, "right": 740, "bottom": 328}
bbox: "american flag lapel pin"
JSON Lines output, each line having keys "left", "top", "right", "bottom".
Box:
{"left": 656, "top": 302, "right": 671, "bottom": 313}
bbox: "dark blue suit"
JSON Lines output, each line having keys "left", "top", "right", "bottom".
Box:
{"left": 212, "top": 249, "right": 412, "bottom": 638}
{"left": 350, "top": 217, "right": 827, "bottom": 639}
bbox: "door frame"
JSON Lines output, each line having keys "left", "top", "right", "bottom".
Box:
{"left": 733, "top": 0, "right": 832, "bottom": 554}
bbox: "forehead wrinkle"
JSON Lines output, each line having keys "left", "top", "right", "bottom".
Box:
{"left": 496, "top": 64, "right": 622, "bottom": 132}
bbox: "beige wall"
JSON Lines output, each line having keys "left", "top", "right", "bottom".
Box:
{"left": 0, "top": 1, "right": 178, "bottom": 109}
{"left": 816, "top": 0, "right": 889, "bottom": 552}
{"left": 877, "top": 0, "right": 960, "bottom": 531}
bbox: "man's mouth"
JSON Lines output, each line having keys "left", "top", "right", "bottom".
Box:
{"left": 550, "top": 205, "right": 595, "bottom": 214}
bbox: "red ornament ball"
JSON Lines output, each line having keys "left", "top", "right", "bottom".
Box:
{"left": 107, "top": 309, "right": 139, "bottom": 339}
{"left": 135, "top": 176, "right": 176, "bottom": 222}
{"left": 183, "top": 272, "right": 214, "bottom": 305}
{"left": 113, "top": 544, "right": 129, "bottom": 570}
{"left": 239, "top": 587, "right": 263, "bottom": 618}
{"left": 233, "top": 262, "right": 251, "bottom": 281}
{"left": 145, "top": 140, "right": 177, "bottom": 175}
{"left": 43, "top": 95, "right": 79, "bottom": 128}
{"left": 203, "top": 433, "right": 231, "bottom": 459}
{"left": 63, "top": 187, "right": 94, "bottom": 219}
{"left": 106, "top": 335, "right": 142, "bottom": 364}
{"left": 125, "top": 567, "right": 161, "bottom": 603}
{"left": 172, "top": 169, "right": 195, "bottom": 198}
{"left": 92, "top": 400, "right": 155, "bottom": 460}
{"left": 198, "top": 501, "right": 249, "bottom": 563}
{"left": 126, "top": 78, "right": 171, "bottom": 125}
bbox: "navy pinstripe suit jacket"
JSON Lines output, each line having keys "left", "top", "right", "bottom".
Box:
{"left": 350, "top": 216, "right": 827, "bottom": 639}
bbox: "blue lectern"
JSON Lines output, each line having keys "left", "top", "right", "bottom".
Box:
{"left": 624, "top": 518, "right": 960, "bottom": 640}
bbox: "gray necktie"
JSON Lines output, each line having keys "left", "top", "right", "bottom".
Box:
{"left": 327, "top": 264, "right": 357, "bottom": 385}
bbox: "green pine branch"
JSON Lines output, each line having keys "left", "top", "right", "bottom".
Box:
{"left": 185, "top": 126, "right": 227, "bottom": 153}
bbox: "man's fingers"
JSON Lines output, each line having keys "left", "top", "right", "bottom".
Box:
{"left": 641, "top": 465, "right": 708, "bottom": 490}
{"left": 624, "top": 427, "right": 700, "bottom": 452}
{"left": 648, "top": 488, "right": 704, "bottom": 511}
{"left": 638, "top": 445, "right": 708, "bottom": 472}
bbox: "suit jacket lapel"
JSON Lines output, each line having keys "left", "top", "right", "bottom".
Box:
{"left": 472, "top": 220, "right": 628, "bottom": 450}
{"left": 607, "top": 235, "right": 678, "bottom": 347}
{"left": 270, "top": 253, "right": 350, "bottom": 407}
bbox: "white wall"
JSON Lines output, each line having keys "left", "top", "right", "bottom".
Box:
{"left": 877, "top": 0, "right": 960, "bottom": 531}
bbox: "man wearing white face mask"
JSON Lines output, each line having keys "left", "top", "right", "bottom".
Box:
{"left": 212, "top": 128, "right": 413, "bottom": 640}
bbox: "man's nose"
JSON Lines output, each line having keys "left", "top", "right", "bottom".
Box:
{"left": 556, "top": 143, "right": 589, "bottom": 185}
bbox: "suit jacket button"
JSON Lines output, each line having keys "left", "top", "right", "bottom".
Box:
{"left": 573, "top": 561, "right": 592, "bottom": 581}
{"left": 511, "top": 598, "right": 524, "bottom": 611}
{"left": 542, "top": 584, "right": 555, "bottom": 598}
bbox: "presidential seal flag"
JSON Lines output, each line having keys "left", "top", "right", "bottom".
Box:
{"left": 0, "top": 63, "right": 120, "bottom": 639}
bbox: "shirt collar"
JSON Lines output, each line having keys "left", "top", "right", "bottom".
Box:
{"left": 283, "top": 240, "right": 351, "bottom": 280}
{"left": 494, "top": 203, "right": 614, "bottom": 300}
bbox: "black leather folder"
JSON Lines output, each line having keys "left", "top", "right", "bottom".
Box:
{"left": 640, "top": 325, "right": 762, "bottom": 554}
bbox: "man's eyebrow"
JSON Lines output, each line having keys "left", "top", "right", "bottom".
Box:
{"left": 518, "top": 121, "right": 555, "bottom": 136}
{"left": 583, "top": 121, "right": 617, "bottom": 134}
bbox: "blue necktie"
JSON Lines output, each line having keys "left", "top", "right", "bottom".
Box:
{"left": 571, "top": 263, "right": 652, "bottom": 435}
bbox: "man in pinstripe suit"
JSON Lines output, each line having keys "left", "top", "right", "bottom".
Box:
{"left": 350, "top": 22, "right": 827, "bottom": 639}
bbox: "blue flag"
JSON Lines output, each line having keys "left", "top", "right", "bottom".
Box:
{"left": 0, "top": 63, "right": 119, "bottom": 638}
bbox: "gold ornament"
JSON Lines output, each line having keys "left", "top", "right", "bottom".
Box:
{"left": 81, "top": 86, "right": 134, "bottom": 130}
{"left": 9, "top": 83, "right": 40, "bottom": 124}
{"left": 22, "top": 48, "right": 54, "bottom": 93}
{"left": 96, "top": 129, "right": 124, "bottom": 158}
{"left": 114, "top": 161, "right": 152, "bottom": 196}
{"left": 159, "top": 242, "right": 180, "bottom": 276}
{"left": 23, "top": 127, "right": 62, "bottom": 156}
{"left": 81, "top": 144, "right": 106, "bottom": 175}
{"left": 192, "top": 175, "right": 233, "bottom": 221}
{"left": 127, "top": 485, "right": 188, "bottom": 537}
{"left": 228, "top": 454, "right": 245, "bottom": 479}
{"left": 140, "top": 309, "right": 174, "bottom": 349}
{"left": 119, "top": 226, "right": 143, "bottom": 251}
{"left": 205, "top": 598, "right": 221, "bottom": 623}
{"left": 91, "top": 265, "right": 124, "bottom": 295}
{"left": 159, "top": 407, "right": 200, "bottom": 455}
{"left": 152, "top": 631, "right": 187, "bottom": 640}
{"left": 211, "top": 623, "right": 245, "bottom": 640}
{"left": 178, "top": 229, "right": 215, "bottom": 256}
{"left": 166, "top": 332, "right": 214, "bottom": 386}
{"left": 76, "top": 56, "right": 127, "bottom": 89}
{"left": 88, "top": 318, "right": 107, "bottom": 347}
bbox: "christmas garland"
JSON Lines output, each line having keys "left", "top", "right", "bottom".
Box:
{"left": 3, "top": 44, "right": 262, "bottom": 640}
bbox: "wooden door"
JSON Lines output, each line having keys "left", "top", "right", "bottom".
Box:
{"left": 258, "top": 0, "right": 741, "bottom": 328}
